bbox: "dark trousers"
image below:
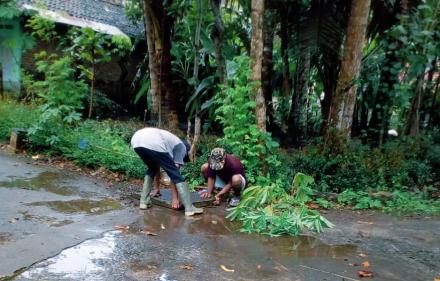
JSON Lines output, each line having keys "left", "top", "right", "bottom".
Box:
{"left": 134, "top": 147, "right": 184, "bottom": 184}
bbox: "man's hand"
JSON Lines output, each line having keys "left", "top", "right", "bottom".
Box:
{"left": 199, "top": 191, "right": 212, "bottom": 199}
{"left": 213, "top": 194, "right": 221, "bottom": 205}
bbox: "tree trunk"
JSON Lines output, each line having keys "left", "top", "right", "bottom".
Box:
{"left": 190, "top": 116, "right": 201, "bottom": 162}
{"left": 189, "top": 0, "right": 203, "bottom": 160}
{"left": 428, "top": 74, "right": 440, "bottom": 129}
{"left": 368, "top": 53, "right": 397, "bottom": 145}
{"left": 142, "top": 0, "right": 178, "bottom": 129}
{"left": 211, "top": 0, "right": 226, "bottom": 84}
{"left": 368, "top": 1, "right": 404, "bottom": 145}
{"left": 88, "top": 62, "right": 95, "bottom": 118}
{"left": 142, "top": 0, "right": 160, "bottom": 123}
{"left": 250, "top": 0, "right": 266, "bottom": 132}
{"left": 290, "top": 48, "right": 310, "bottom": 146}
{"left": 405, "top": 78, "right": 424, "bottom": 136}
{"left": 325, "top": 0, "right": 371, "bottom": 142}
{"left": 193, "top": 0, "right": 203, "bottom": 84}
{"left": 262, "top": 9, "right": 275, "bottom": 132}
{"left": 279, "top": 7, "right": 291, "bottom": 101}
{"left": 0, "top": 64, "right": 3, "bottom": 99}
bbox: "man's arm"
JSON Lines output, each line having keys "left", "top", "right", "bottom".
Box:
{"left": 214, "top": 181, "right": 232, "bottom": 201}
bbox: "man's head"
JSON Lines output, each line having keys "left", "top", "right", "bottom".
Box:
{"left": 209, "top": 147, "right": 226, "bottom": 170}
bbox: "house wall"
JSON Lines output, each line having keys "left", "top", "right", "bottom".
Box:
{"left": 0, "top": 18, "right": 22, "bottom": 93}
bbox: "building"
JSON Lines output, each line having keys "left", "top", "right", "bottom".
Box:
{"left": 0, "top": 0, "right": 145, "bottom": 111}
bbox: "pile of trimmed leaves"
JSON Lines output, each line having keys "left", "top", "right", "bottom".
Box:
{"left": 227, "top": 173, "right": 333, "bottom": 236}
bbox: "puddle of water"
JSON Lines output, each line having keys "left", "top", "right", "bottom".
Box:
{"left": 0, "top": 172, "right": 74, "bottom": 196}
{"left": 260, "top": 235, "right": 357, "bottom": 258}
{"left": 20, "top": 231, "right": 117, "bottom": 280}
{"left": 27, "top": 198, "right": 122, "bottom": 215}
{"left": 0, "top": 232, "right": 12, "bottom": 245}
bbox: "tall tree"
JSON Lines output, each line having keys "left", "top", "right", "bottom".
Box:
{"left": 142, "top": 0, "right": 178, "bottom": 129}
{"left": 211, "top": 0, "right": 226, "bottom": 84}
{"left": 250, "top": 0, "right": 266, "bottom": 131}
{"left": 290, "top": 45, "right": 310, "bottom": 146}
{"left": 262, "top": 8, "right": 275, "bottom": 131}
{"left": 278, "top": 3, "right": 291, "bottom": 101}
{"left": 326, "top": 0, "right": 372, "bottom": 141}
{"left": 367, "top": 0, "right": 408, "bottom": 145}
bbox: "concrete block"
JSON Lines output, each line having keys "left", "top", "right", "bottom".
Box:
{"left": 8, "top": 128, "right": 27, "bottom": 152}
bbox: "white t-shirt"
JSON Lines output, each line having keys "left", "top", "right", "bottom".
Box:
{"left": 131, "top": 128, "right": 187, "bottom": 165}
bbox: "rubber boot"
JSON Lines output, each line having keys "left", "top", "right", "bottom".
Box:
{"left": 175, "top": 182, "right": 204, "bottom": 216}
{"left": 140, "top": 175, "right": 153, "bottom": 209}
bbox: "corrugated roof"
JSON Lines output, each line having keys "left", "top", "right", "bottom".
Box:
{"left": 21, "top": 0, "right": 144, "bottom": 38}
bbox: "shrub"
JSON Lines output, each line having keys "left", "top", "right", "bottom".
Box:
{"left": 27, "top": 53, "right": 88, "bottom": 148}
{"left": 58, "top": 121, "right": 145, "bottom": 178}
{"left": 0, "top": 99, "right": 38, "bottom": 141}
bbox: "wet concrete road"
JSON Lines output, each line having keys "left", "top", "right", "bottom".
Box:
{"left": 0, "top": 153, "right": 140, "bottom": 279}
{"left": 1, "top": 152, "right": 439, "bottom": 281}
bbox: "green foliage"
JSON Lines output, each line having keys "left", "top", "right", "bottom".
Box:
{"left": 215, "top": 56, "right": 280, "bottom": 183}
{"left": 277, "top": 137, "right": 437, "bottom": 194}
{"left": 0, "top": 0, "right": 20, "bottom": 19}
{"left": 0, "top": 99, "right": 38, "bottom": 140}
{"left": 67, "top": 27, "right": 112, "bottom": 78}
{"left": 27, "top": 53, "right": 88, "bottom": 147}
{"left": 383, "top": 191, "right": 440, "bottom": 215}
{"left": 57, "top": 121, "right": 145, "bottom": 178}
{"left": 336, "top": 189, "right": 440, "bottom": 214}
{"left": 314, "top": 198, "right": 334, "bottom": 209}
{"left": 25, "top": 16, "right": 58, "bottom": 42}
{"left": 124, "top": 0, "right": 143, "bottom": 26}
{"left": 337, "top": 190, "right": 383, "bottom": 210}
{"left": 181, "top": 150, "right": 209, "bottom": 188}
{"left": 227, "top": 173, "right": 334, "bottom": 236}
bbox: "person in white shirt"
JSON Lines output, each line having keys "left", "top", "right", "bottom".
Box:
{"left": 131, "top": 127, "right": 203, "bottom": 216}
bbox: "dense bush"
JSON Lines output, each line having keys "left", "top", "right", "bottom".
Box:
{"left": 57, "top": 121, "right": 145, "bottom": 178}
{"left": 0, "top": 99, "right": 38, "bottom": 141}
{"left": 277, "top": 137, "right": 438, "bottom": 194}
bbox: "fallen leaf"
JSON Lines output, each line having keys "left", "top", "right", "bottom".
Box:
{"left": 358, "top": 253, "right": 368, "bottom": 258}
{"left": 179, "top": 264, "right": 194, "bottom": 270}
{"left": 220, "top": 265, "right": 235, "bottom": 273}
{"left": 358, "top": 270, "right": 373, "bottom": 278}
{"left": 115, "top": 225, "right": 130, "bottom": 233}
{"left": 274, "top": 265, "right": 289, "bottom": 272}
{"left": 306, "top": 202, "right": 320, "bottom": 209}
{"left": 140, "top": 230, "right": 158, "bottom": 236}
{"left": 434, "top": 278, "right": 440, "bottom": 281}
{"left": 362, "top": 261, "right": 371, "bottom": 268}
{"left": 357, "top": 221, "right": 374, "bottom": 225}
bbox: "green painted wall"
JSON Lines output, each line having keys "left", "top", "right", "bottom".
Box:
{"left": 0, "top": 18, "right": 22, "bottom": 93}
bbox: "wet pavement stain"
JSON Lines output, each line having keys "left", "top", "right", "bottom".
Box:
{"left": 19, "top": 210, "right": 74, "bottom": 227}
{"left": 0, "top": 172, "right": 74, "bottom": 196}
{"left": 27, "top": 198, "right": 123, "bottom": 215}
{"left": 0, "top": 232, "right": 12, "bottom": 245}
